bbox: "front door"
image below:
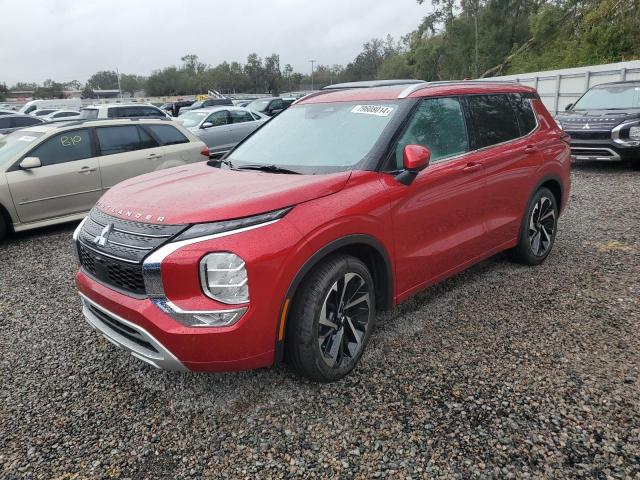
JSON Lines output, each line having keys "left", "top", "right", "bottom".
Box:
{"left": 384, "top": 97, "right": 487, "bottom": 299}
{"left": 6, "top": 128, "right": 102, "bottom": 223}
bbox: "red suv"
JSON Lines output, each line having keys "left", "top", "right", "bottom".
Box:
{"left": 74, "top": 81, "right": 571, "bottom": 382}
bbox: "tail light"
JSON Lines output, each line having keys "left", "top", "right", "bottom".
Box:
{"left": 200, "top": 147, "right": 210, "bottom": 158}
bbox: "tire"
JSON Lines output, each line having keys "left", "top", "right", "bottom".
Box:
{"left": 509, "top": 187, "right": 559, "bottom": 265}
{"left": 286, "top": 254, "right": 376, "bottom": 382}
{"left": 0, "top": 214, "right": 6, "bottom": 243}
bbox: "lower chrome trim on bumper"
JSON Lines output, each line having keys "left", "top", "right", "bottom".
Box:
{"left": 80, "top": 293, "right": 187, "bottom": 371}
{"left": 571, "top": 147, "right": 622, "bottom": 162}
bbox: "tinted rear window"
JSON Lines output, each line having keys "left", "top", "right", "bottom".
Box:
{"left": 511, "top": 94, "right": 537, "bottom": 135}
{"left": 81, "top": 109, "right": 99, "bottom": 119}
{"left": 467, "top": 95, "right": 520, "bottom": 148}
{"left": 12, "top": 116, "right": 42, "bottom": 127}
{"left": 145, "top": 124, "right": 189, "bottom": 146}
{"left": 96, "top": 126, "right": 158, "bottom": 155}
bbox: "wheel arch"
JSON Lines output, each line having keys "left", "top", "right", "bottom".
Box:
{"left": 0, "top": 201, "right": 14, "bottom": 234}
{"left": 274, "top": 234, "right": 393, "bottom": 363}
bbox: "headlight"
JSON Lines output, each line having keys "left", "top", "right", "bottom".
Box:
{"left": 174, "top": 207, "right": 291, "bottom": 242}
{"left": 630, "top": 126, "right": 640, "bottom": 141}
{"left": 200, "top": 253, "right": 249, "bottom": 304}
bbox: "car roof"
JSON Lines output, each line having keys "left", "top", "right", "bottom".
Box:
{"left": 191, "top": 106, "right": 254, "bottom": 113}
{"left": 322, "top": 79, "right": 423, "bottom": 90}
{"left": 589, "top": 80, "right": 640, "bottom": 88}
{"left": 84, "top": 103, "right": 157, "bottom": 109}
{"left": 17, "top": 118, "right": 174, "bottom": 132}
{"left": 298, "top": 80, "right": 538, "bottom": 104}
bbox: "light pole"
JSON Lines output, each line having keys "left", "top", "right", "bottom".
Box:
{"left": 309, "top": 59, "right": 316, "bottom": 91}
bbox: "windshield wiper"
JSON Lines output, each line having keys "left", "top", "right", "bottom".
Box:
{"left": 207, "top": 158, "right": 233, "bottom": 168}
{"left": 235, "top": 164, "right": 302, "bottom": 174}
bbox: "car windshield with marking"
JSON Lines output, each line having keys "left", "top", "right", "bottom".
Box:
{"left": 572, "top": 84, "right": 640, "bottom": 110}
{"left": 177, "top": 111, "right": 209, "bottom": 128}
{"left": 0, "top": 131, "right": 45, "bottom": 166}
{"left": 227, "top": 101, "right": 401, "bottom": 174}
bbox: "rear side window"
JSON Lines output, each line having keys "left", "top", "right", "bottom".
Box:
{"left": 145, "top": 124, "right": 189, "bottom": 146}
{"left": 511, "top": 94, "right": 537, "bottom": 135}
{"left": 96, "top": 126, "right": 158, "bottom": 155}
{"left": 230, "top": 110, "right": 255, "bottom": 124}
{"left": 29, "top": 129, "right": 93, "bottom": 166}
{"left": 54, "top": 112, "right": 79, "bottom": 118}
{"left": 467, "top": 95, "right": 520, "bottom": 148}
{"left": 393, "top": 97, "right": 468, "bottom": 168}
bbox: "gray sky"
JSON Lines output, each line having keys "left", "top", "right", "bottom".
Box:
{"left": 0, "top": 0, "right": 429, "bottom": 86}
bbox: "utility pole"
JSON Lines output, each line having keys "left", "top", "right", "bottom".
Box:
{"left": 116, "top": 68, "right": 123, "bottom": 99}
{"left": 309, "top": 60, "right": 316, "bottom": 91}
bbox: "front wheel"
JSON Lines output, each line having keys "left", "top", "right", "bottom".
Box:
{"left": 286, "top": 254, "right": 376, "bottom": 382}
{"left": 509, "top": 187, "right": 558, "bottom": 265}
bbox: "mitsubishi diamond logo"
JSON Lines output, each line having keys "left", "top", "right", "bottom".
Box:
{"left": 94, "top": 224, "right": 113, "bottom": 247}
{"left": 582, "top": 123, "right": 591, "bottom": 130}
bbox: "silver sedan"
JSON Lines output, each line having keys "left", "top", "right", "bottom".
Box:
{"left": 176, "top": 106, "right": 267, "bottom": 156}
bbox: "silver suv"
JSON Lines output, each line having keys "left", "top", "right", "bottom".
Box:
{"left": 0, "top": 118, "right": 207, "bottom": 240}
{"left": 80, "top": 103, "right": 170, "bottom": 120}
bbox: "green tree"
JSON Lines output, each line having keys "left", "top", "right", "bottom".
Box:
{"left": 33, "top": 79, "right": 65, "bottom": 99}
{"left": 86, "top": 70, "right": 119, "bottom": 90}
{"left": 0, "top": 82, "right": 8, "bottom": 101}
{"left": 120, "top": 74, "right": 145, "bottom": 96}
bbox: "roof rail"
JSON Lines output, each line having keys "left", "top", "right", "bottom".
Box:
{"left": 322, "top": 79, "right": 425, "bottom": 90}
{"left": 397, "top": 79, "right": 520, "bottom": 98}
{"left": 43, "top": 116, "right": 172, "bottom": 127}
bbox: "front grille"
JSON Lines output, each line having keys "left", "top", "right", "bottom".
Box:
{"left": 77, "top": 208, "right": 185, "bottom": 295}
{"left": 566, "top": 131, "right": 611, "bottom": 140}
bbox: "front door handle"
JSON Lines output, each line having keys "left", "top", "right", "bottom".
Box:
{"left": 147, "top": 152, "right": 164, "bottom": 160}
{"left": 462, "top": 162, "right": 482, "bottom": 173}
{"left": 524, "top": 145, "right": 538, "bottom": 154}
{"left": 78, "top": 166, "right": 96, "bottom": 173}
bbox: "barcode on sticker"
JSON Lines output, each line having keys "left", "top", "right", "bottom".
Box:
{"left": 351, "top": 105, "right": 394, "bottom": 117}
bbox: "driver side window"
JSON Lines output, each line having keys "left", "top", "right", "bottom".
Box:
{"left": 393, "top": 97, "right": 468, "bottom": 169}
{"left": 206, "top": 111, "right": 229, "bottom": 127}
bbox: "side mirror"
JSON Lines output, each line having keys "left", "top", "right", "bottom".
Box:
{"left": 201, "top": 122, "right": 214, "bottom": 129}
{"left": 20, "top": 157, "right": 42, "bottom": 170}
{"left": 396, "top": 145, "right": 430, "bottom": 185}
{"left": 565, "top": 103, "right": 573, "bottom": 111}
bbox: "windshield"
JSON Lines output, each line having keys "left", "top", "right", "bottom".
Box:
{"left": 0, "top": 131, "right": 44, "bottom": 166}
{"left": 80, "top": 108, "right": 98, "bottom": 119}
{"left": 227, "top": 101, "right": 400, "bottom": 173}
{"left": 573, "top": 85, "right": 640, "bottom": 110}
{"left": 177, "top": 111, "right": 209, "bottom": 128}
{"left": 190, "top": 101, "right": 204, "bottom": 109}
{"left": 248, "top": 99, "right": 271, "bottom": 111}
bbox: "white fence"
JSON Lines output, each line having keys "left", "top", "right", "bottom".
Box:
{"left": 490, "top": 60, "right": 640, "bottom": 114}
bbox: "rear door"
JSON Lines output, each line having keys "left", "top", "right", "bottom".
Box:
{"left": 228, "top": 109, "right": 261, "bottom": 144}
{"left": 6, "top": 128, "right": 101, "bottom": 223}
{"left": 144, "top": 124, "right": 204, "bottom": 164}
{"left": 465, "top": 94, "right": 544, "bottom": 248}
{"left": 95, "top": 125, "right": 164, "bottom": 189}
{"left": 386, "top": 96, "right": 487, "bottom": 298}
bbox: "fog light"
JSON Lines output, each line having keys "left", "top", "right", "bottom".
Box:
{"left": 629, "top": 126, "right": 640, "bottom": 141}
{"left": 200, "top": 253, "right": 249, "bottom": 304}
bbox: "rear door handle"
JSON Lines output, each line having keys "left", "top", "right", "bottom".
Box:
{"left": 147, "top": 152, "right": 163, "bottom": 160}
{"left": 524, "top": 145, "right": 538, "bottom": 154}
{"left": 78, "top": 166, "right": 96, "bottom": 173}
{"left": 462, "top": 162, "right": 482, "bottom": 172}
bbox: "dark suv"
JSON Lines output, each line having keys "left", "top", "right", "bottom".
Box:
{"left": 556, "top": 81, "right": 640, "bottom": 168}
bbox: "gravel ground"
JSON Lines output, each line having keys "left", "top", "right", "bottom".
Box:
{"left": 1, "top": 162, "right": 639, "bottom": 479}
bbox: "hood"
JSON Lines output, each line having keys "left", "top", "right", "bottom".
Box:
{"left": 556, "top": 109, "right": 640, "bottom": 131}
{"left": 96, "top": 162, "right": 351, "bottom": 225}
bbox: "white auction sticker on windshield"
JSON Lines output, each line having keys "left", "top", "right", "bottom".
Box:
{"left": 351, "top": 105, "right": 394, "bottom": 117}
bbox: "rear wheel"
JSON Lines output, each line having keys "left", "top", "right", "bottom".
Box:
{"left": 0, "top": 214, "right": 7, "bottom": 243}
{"left": 509, "top": 187, "right": 558, "bottom": 265}
{"left": 286, "top": 254, "right": 375, "bottom": 382}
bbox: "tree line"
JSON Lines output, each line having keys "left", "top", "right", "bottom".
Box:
{"left": 1, "top": 0, "right": 638, "bottom": 101}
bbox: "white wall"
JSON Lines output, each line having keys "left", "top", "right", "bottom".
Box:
{"left": 489, "top": 60, "right": 640, "bottom": 114}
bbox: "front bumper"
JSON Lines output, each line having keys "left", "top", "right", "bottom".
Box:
{"left": 568, "top": 136, "right": 640, "bottom": 162}
{"left": 80, "top": 293, "right": 187, "bottom": 371}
